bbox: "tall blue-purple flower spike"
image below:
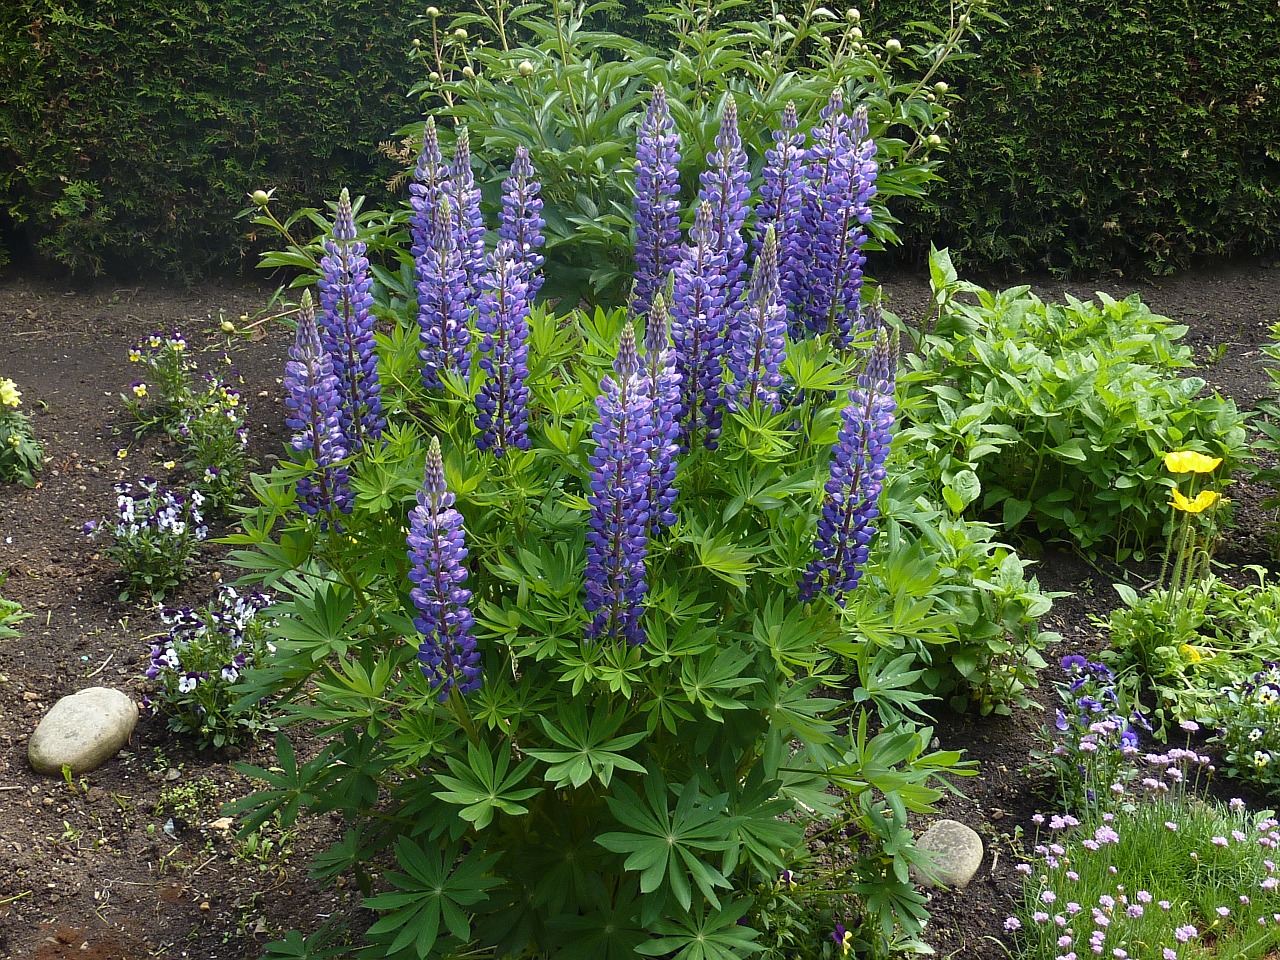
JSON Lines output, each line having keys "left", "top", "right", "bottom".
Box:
{"left": 475, "top": 241, "right": 532, "bottom": 456}
{"left": 448, "top": 128, "right": 488, "bottom": 299}
{"left": 670, "top": 201, "right": 728, "bottom": 449}
{"left": 585, "top": 324, "right": 653, "bottom": 646}
{"left": 318, "top": 187, "right": 385, "bottom": 450}
{"left": 283, "top": 290, "right": 352, "bottom": 519}
{"left": 416, "top": 195, "right": 473, "bottom": 390}
{"left": 795, "top": 88, "right": 854, "bottom": 339}
{"left": 409, "top": 117, "right": 447, "bottom": 265}
{"left": 632, "top": 83, "right": 683, "bottom": 318}
{"left": 800, "top": 327, "right": 897, "bottom": 603}
{"left": 727, "top": 227, "right": 788, "bottom": 413}
{"left": 758, "top": 102, "right": 807, "bottom": 332}
{"left": 697, "top": 95, "right": 752, "bottom": 332}
{"left": 499, "top": 145, "right": 546, "bottom": 301}
{"left": 643, "top": 291, "right": 682, "bottom": 532}
{"left": 833, "top": 106, "right": 879, "bottom": 342}
{"left": 408, "top": 436, "right": 482, "bottom": 702}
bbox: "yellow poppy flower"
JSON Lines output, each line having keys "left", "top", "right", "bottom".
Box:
{"left": 1169, "top": 488, "right": 1220, "bottom": 514}
{"left": 1164, "top": 451, "right": 1223, "bottom": 474}
{"left": 1179, "top": 643, "right": 1203, "bottom": 663}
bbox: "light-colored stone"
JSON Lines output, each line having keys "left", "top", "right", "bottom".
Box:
{"left": 27, "top": 687, "right": 137, "bottom": 775}
{"left": 911, "top": 818, "right": 984, "bottom": 889}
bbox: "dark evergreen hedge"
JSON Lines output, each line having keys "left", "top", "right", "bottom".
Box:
{"left": 862, "top": 0, "right": 1280, "bottom": 274}
{"left": 0, "top": 1, "right": 423, "bottom": 278}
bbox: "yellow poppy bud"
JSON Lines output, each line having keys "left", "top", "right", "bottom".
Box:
{"left": 1169, "top": 488, "right": 1220, "bottom": 514}
{"left": 1180, "top": 643, "right": 1203, "bottom": 663}
{"left": 1163, "top": 450, "right": 1223, "bottom": 474}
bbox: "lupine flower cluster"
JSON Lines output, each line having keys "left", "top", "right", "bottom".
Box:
{"left": 499, "top": 145, "right": 546, "bottom": 300}
{"left": 726, "top": 227, "right": 788, "bottom": 413}
{"left": 642, "top": 293, "right": 682, "bottom": 533}
{"left": 283, "top": 290, "right": 352, "bottom": 520}
{"left": 1040, "top": 654, "right": 1148, "bottom": 813}
{"left": 0, "top": 375, "right": 41, "bottom": 487}
{"left": 585, "top": 325, "right": 654, "bottom": 646}
{"left": 144, "top": 585, "right": 275, "bottom": 749}
{"left": 474, "top": 242, "right": 533, "bottom": 456}
{"left": 631, "top": 84, "right": 682, "bottom": 318}
{"left": 407, "top": 437, "right": 482, "bottom": 702}
{"left": 1007, "top": 798, "right": 1280, "bottom": 960}
{"left": 801, "top": 328, "right": 897, "bottom": 603}
{"left": 1215, "top": 661, "right": 1280, "bottom": 791}
{"left": 318, "top": 186, "right": 385, "bottom": 451}
{"left": 696, "top": 95, "right": 752, "bottom": 334}
{"left": 86, "top": 478, "right": 207, "bottom": 600}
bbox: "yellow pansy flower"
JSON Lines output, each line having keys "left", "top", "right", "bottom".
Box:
{"left": 0, "top": 378, "right": 21, "bottom": 408}
{"left": 1169, "top": 488, "right": 1220, "bottom": 513}
{"left": 1164, "top": 450, "right": 1223, "bottom": 474}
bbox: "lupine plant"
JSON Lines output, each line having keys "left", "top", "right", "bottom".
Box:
{"left": 144, "top": 585, "right": 275, "bottom": 749}
{"left": 86, "top": 479, "right": 207, "bottom": 601}
{"left": 226, "top": 91, "right": 1004, "bottom": 960}
{"left": 0, "top": 376, "right": 42, "bottom": 486}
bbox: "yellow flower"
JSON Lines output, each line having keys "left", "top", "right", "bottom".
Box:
{"left": 1180, "top": 643, "right": 1203, "bottom": 663}
{"left": 0, "top": 378, "right": 21, "bottom": 408}
{"left": 1169, "top": 488, "right": 1220, "bottom": 514}
{"left": 163, "top": 460, "right": 176, "bottom": 470}
{"left": 116, "top": 448, "right": 128, "bottom": 459}
{"left": 1164, "top": 450, "right": 1223, "bottom": 474}
{"left": 128, "top": 349, "right": 141, "bottom": 362}
{"left": 132, "top": 383, "right": 148, "bottom": 398}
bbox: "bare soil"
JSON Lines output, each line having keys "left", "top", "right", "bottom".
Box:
{"left": 0, "top": 257, "right": 1277, "bottom": 959}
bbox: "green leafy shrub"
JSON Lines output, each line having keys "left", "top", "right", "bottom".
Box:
{"left": 861, "top": 0, "right": 1280, "bottom": 274}
{"left": 900, "top": 249, "right": 1249, "bottom": 560}
{"left": 0, "top": 1, "right": 419, "bottom": 277}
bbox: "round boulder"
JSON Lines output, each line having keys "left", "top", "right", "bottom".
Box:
{"left": 911, "top": 818, "right": 985, "bottom": 889}
{"left": 28, "top": 687, "right": 138, "bottom": 775}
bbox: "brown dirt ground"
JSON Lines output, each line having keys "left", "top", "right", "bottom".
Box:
{"left": 0, "top": 256, "right": 1277, "bottom": 959}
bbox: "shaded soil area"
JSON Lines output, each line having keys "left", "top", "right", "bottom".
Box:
{"left": 0, "top": 257, "right": 1277, "bottom": 959}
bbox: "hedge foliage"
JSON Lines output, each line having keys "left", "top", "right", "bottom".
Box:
{"left": 861, "top": 0, "right": 1280, "bottom": 274}
{"left": 0, "top": 1, "right": 422, "bottom": 278}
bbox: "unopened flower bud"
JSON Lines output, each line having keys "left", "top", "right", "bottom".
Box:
{"left": 429, "top": 71, "right": 441, "bottom": 82}
{"left": 927, "top": 134, "right": 943, "bottom": 147}
{"left": 220, "top": 319, "right": 236, "bottom": 334}
{"left": 250, "top": 189, "right": 271, "bottom": 207}
{"left": 934, "top": 80, "right": 949, "bottom": 94}
{"left": 412, "top": 38, "right": 422, "bottom": 48}
{"left": 453, "top": 27, "right": 468, "bottom": 39}
{"left": 774, "top": 13, "right": 789, "bottom": 25}
{"left": 518, "top": 59, "right": 534, "bottom": 77}
{"left": 846, "top": 7, "right": 860, "bottom": 20}
{"left": 885, "top": 38, "right": 902, "bottom": 54}
{"left": 851, "top": 26, "right": 862, "bottom": 39}
{"left": 462, "top": 65, "right": 476, "bottom": 79}
{"left": 427, "top": 6, "right": 440, "bottom": 16}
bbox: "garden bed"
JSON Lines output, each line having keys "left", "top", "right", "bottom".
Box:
{"left": 0, "top": 257, "right": 1277, "bottom": 958}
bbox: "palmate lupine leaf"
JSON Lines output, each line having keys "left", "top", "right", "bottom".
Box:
{"left": 597, "top": 774, "right": 736, "bottom": 915}
{"left": 432, "top": 741, "right": 539, "bottom": 830}
{"left": 226, "top": 733, "right": 335, "bottom": 836}
{"left": 525, "top": 704, "right": 647, "bottom": 788}
{"left": 633, "top": 898, "right": 763, "bottom": 960}
{"left": 364, "top": 837, "right": 502, "bottom": 959}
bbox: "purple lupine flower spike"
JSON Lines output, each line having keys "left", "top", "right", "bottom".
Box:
{"left": 697, "top": 95, "right": 752, "bottom": 337}
{"left": 585, "top": 324, "right": 653, "bottom": 646}
{"left": 499, "top": 145, "right": 546, "bottom": 300}
{"left": 832, "top": 106, "right": 879, "bottom": 342}
{"left": 643, "top": 292, "right": 682, "bottom": 532}
{"left": 801, "top": 327, "right": 897, "bottom": 603}
{"left": 409, "top": 117, "right": 447, "bottom": 265}
{"left": 796, "top": 89, "right": 854, "bottom": 338}
{"left": 408, "top": 436, "right": 482, "bottom": 702}
{"left": 758, "top": 102, "right": 807, "bottom": 332}
{"left": 632, "top": 84, "right": 683, "bottom": 318}
{"left": 318, "top": 187, "right": 385, "bottom": 450}
{"left": 283, "top": 290, "right": 352, "bottom": 519}
{"left": 670, "top": 201, "right": 728, "bottom": 449}
{"left": 475, "top": 241, "right": 533, "bottom": 456}
{"left": 449, "top": 129, "right": 488, "bottom": 299}
{"left": 727, "top": 227, "right": 788, "bottom": 413}
{"left": 416, "top": 195, "right": 473, "bottom": 389}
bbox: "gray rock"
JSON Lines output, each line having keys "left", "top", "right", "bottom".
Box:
{"left": 28, "top": 687, "right": 138, "bottom": 775}
{"left": 911, "top": 818, "right": 984, "bottom": 889}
